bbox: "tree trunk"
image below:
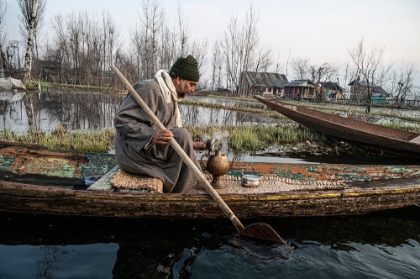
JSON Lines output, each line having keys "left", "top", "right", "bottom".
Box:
{"left": 22, "top": 0, "right": 37, "bottom": 84}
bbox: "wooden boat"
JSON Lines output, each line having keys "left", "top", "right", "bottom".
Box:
{"left": 1, "top": 141, "right": 420, "bottom": 218}
{"left": 255, "top": 95, "right": 420, "bottom": 158}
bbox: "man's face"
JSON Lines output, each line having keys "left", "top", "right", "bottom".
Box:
{"left": 174, "top": 78, "right": 197, "bottom": 98}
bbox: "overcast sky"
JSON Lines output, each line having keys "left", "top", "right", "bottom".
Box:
{"left": 4, "top": 0, "right": 420, "bottom": 88}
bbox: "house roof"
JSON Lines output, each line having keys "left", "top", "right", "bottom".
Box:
{"left": 348, "top": 80, "right": 390, "bottom": 95}
{"left": 321, "top": 82, "right": 344, "bottom": 91}
{"left": 373, "top": 86, "right": 392, "bottom": 96}
{"left": 348, "top": 79, "right": 377, "bottom": 87}
{"left": 284, "top": 79, "right": 315, "bottom": 88}
{"left": 243, "top": 71, "right": 289, "bottom": 88}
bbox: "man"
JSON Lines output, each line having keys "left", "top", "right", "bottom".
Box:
{"left": 114, "top": 55, "right": 206, "bottom": 193}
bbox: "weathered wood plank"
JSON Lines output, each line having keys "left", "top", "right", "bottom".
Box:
{"left": 1, "top": 178, "right": 420, "bottom": 218}
{"left": 87, "top": 165, "right": 119, "bottom": 191}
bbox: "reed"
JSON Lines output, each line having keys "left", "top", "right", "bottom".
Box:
{"left": 0, "top": 126, "right": 115, "bottom": 153}
{"left": 185, "top": 125, "right": 327, "bottom": 153}
{"left": 2, "top": 120, "right": 415, "bottom": 154}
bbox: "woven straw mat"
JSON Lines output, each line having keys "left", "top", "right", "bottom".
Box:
{"left": 110, "top": 169, "right": 163, "bottom": 193}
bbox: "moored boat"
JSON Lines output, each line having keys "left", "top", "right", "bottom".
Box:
{"left": 1, "top": 141, "right": 420, "bottom": 218}
{"left": 255, "top": 95, "right": 420, "bottom": 158}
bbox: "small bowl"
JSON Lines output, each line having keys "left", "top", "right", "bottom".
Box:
{"left": 242, "top": 175, "right": 260, "bottom": 187}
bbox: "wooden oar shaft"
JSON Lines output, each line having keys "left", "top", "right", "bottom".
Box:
{"left": 111, "top": 65, "right": 245, "bottom": 233}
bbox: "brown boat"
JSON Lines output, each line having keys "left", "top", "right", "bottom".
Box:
{"left": 1, "top": 141, "right": 420, "bottom": 218}
{"left": 255, "top": 95, "right": 420, "bottom": 158}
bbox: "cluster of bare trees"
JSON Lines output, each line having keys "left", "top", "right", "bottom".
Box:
{"left": 127, "top": 1, "right": 208, "bottom": 86}
{"left": 47, "top": 10, "right": 120, "bottom": 86}
{"left": 290, "top": 58, "right": 340, "bottom": 102}
{"left": 211, "top": 5, "right": 272, "bottom": 94}
{"left": 0, "top": 0, "right": 418, "bottom": 105}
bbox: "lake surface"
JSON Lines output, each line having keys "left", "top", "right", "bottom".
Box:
{"left": 1, "top": 91, "right": 420, "bottom": 278}
{"left": 0, "top": 91, "right": 283, "bottom": 134}
{"left": 2, "top": 91, "right": 419, "bottom": 134}
{"left": 1, "top": 206, "right": 419, "bottom": 279}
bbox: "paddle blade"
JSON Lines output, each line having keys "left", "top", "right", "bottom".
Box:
{"left": 241, "top": 222, "right": 285, "bottom": 244}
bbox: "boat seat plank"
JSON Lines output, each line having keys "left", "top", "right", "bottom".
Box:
{"left": 410, "top": 135, "right": 420, "bottom": 144}
{"left": 87, "top": 165, "right": 119, "bottom": 191}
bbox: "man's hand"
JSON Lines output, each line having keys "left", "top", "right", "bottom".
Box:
{"left": 193, "top": 142, "right": 206, "bottom": 150}
{"left": 152, "top": 129, "right": 173, "bottom": 145}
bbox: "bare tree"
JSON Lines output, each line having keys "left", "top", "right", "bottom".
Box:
{"left": 348, "top": 37, "right": 392, "bottom": 112}
{"left": 219, "top": 4, "right": 272, "bottom": 95}
{"left": 176, "top": 3, "right": 189, "bottom": 57}
{"left": 211, "top": 40, "right": 223, "bottom": 91}
{"left": 50, "top": 10, "right": 122, "bottom": 86}
{"left": 129, "top": 0, "right": 164, "bottom": 80}
{"left": 389, "top": 62, "right": 416, "bottom": 107}
{"left": 18, "top": 0, "right": 46, "bottom": 83}
{"left": 0, "top": 0, "right": 7, "bottom": 75}
{"left": 310, "top": 62, "right": 340, "bottom": 102}
{"left": 291, "top": 58, "right": 310, "bottom": 80}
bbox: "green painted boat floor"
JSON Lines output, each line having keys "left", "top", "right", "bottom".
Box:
{"left": 86, "top": 164, "right": 420, "bottom": 195}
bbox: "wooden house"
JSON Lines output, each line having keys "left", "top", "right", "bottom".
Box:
{"left": 283, "top": 79, "right": 315, "bottom": 100}
{"left": 240, "top": 71, "right": 288, "bottom": 95}
{"left": 320, "top": 82, "right": 345, "bottom": 101}
{"left": 39, "top": 60, "right": 61, "bottom": 82}
{"left": 348, "top": 80, "right": 391, "bottom": 103}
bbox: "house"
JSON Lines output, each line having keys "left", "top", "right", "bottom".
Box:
{"left": 240, "top": 71, "right": 288, "bottom": 95}
{"left": 320, "top": 82, "right": 345, "bottom": 101}
{"left": 348, "top": 80, "right": 392, "bottom": 104}
{"left": 283, "top": 79, "right": 315, "bottom": 100}
{"left": 39, "top": 60, "right": 61, "bottom": 82}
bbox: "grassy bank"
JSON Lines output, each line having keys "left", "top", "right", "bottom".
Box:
{"left": 0, "top": 127, "right": 115, "bottom": 153}
{"left": 0, "top": 125, "right": 328, "bottom": 154}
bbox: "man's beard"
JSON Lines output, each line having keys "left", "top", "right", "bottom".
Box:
{"left": 177, "top": 81, "right": 188, "bottom": 98}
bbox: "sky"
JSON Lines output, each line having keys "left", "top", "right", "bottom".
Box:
{"left": 3, "top": 0, "right": 420, "bottom": 89}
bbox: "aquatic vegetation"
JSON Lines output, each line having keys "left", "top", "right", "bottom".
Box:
{"left": 0, "top": 126, "right": 115, "bottom": 153}
{"left": 185, "top": 125, "right": 327, "bottom": 154}
{"left": 1, "top": 125, "right": 327, "bottom": 154}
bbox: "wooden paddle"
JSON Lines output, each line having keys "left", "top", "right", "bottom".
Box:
{"left": 111, "top": 65, "right": 285, "bottom": 244}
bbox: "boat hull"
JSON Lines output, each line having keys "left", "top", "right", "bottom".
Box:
{"left": 255, "top": 96, "right": 420, "bottom": 158}
{"left": 1, "top": 177, "right": 420, "bottom": 218}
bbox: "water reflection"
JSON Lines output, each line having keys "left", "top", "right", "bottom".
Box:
{"left": 1, "top": 91, "right": 418, "bottom": 140}
{"left": 1, "top": 206, "right": 419, "bottom": 279}
{"left": 0, "top": 91, "right": 284, "bottom": 133}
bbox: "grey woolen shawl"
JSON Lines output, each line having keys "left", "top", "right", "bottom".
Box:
{"left": 113, "top": 79, "right": 203, "bottom": 193}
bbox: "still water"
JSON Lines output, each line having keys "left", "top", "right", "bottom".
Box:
{"left": 1, "top": 206, "right": 419, "bottom": 279}
{"left": 2, "top": 91, "right": 418, "bottom": 134}
{"left": 1, "top": 91, "right": 420, "bottom": 278}
{"left": 0, "top": 91, "right": 282, "bottom": 134}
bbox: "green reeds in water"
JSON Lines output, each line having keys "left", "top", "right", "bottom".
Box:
{"left": 185, "top": 125, "right": 327, "bottom": 154}
{"left": 0, "top": 125, "right": 115, "bottom": 153}
{"left": 0, "top": 125, "right": 331, "bottom": 154}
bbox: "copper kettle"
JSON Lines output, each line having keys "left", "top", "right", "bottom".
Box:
{"left": 200, "top": 139, "right": 234, "bottom": 189}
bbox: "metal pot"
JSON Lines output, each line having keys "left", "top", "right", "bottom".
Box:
{"left": 241, "top": 175, "right": 260, "bottom": 187}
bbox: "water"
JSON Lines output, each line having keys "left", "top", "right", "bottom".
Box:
{"left": 1, "top": 206, "right": 419, "bottom": 278}
{"left": 1, "top": 91, "right": 420, "bottom": 277}
{"left": 2, "top": 91, "right": 419, "bottom": 133}
{"left": 0, "top": 91, "right": 282, "bottom": 133}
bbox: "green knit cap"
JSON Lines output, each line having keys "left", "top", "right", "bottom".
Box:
{"left": 170, "top": 55, "right": 200, "bottom": 82}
